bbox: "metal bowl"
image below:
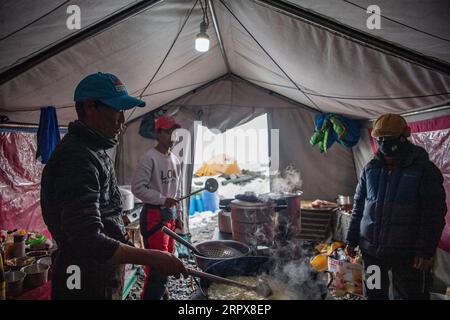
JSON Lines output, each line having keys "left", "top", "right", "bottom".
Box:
{"left": 21, "top": 263, "right": 49, "bottom": 288}
{"left": 37, "top": 256, "right": 52, "bottom": 267}
{"left": 5, "top": 271, "right": 26, "bottom": 297}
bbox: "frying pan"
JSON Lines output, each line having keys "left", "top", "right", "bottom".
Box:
{"left": 198, "top": 256, "right": 332, "bottom": 300}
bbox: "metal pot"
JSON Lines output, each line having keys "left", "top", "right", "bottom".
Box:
{"left": 229, "top": 200, "right": 276, "bottom": 246}
{"left": 21, "top": 263, "right": 49, "bottom": 288}
{"left": 5, "top": 271, "right": 26, "bottom": 297}
{"left": 337, "top": 195, "right": 353, "bottom": 210}
{"left": 337, "top": 195, "right": 352, "bottom": 205}
{"left": 218, "top": 210, "right": 232, "bottom": 234}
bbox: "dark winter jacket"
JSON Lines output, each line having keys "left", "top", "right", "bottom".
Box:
{"left": 346, "top": 142, "right": 446, "bottom": 259}
{"left": 41, "top": 121, "right": 127, "bottom": 299}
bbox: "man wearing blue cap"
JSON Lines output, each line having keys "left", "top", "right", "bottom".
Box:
{"left": 41, "top": 73, "right": 187, "bottom": 300}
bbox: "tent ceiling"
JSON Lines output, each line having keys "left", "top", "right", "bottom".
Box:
{"left": 0, "top": 0, "right": 449, "bottom": 125}
{"left": 286, "top": 0, "right": 450, "bottom": 64}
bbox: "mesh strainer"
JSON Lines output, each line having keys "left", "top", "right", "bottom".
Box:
{"left": 162, "top": 226, "right": 251, "bottom": 270}
{"left": 196, "top": 241, "right": 247, "bottom": 258}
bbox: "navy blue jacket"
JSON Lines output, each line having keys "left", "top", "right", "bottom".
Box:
{"left": 346, "top": 142, "right": 446, "bottom": 259}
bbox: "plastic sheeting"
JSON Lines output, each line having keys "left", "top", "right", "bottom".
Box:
{"left": 410, "top": 129, "right": 450, "bottom": 251}
{"left": 0, "top": 131, "right": 46, "bottom": 232}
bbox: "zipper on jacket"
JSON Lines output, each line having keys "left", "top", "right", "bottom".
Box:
{"left": 379, "top": 170, "right": 392, "bottom": 253}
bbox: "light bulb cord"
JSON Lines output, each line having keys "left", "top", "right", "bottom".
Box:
{"left": 199, "top": 0, "right": 209, "bottom": 28}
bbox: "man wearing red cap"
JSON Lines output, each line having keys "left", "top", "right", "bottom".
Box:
{"left": 132, "top": 114, "right": 184, "bottom": 300}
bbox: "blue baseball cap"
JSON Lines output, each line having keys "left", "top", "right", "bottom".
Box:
{"left": 74, "top": 72, "right": 145, "bottom": 110}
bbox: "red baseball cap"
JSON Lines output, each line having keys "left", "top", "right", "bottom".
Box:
{"left": 155, "top": 115, "right": 181, "bottom": 130}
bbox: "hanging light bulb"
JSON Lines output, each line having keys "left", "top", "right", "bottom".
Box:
{"left": 195, "top": 21, "right": 210, "bottom": 52}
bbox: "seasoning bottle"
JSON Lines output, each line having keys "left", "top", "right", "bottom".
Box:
{"left": 12, "top": 230, "right": 26, "bottom": 258}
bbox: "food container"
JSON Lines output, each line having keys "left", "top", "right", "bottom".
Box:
{"left": 119, "top": 186, "right": 134, "bottom": 211}
{"left": 12, "top": 234, "right": 26, "bottom": 258}
{"left": 37, "top": 256, "right": 52, "bottom": 280}
{"left": 5, "top": 271, "right": 26, "bottom": 297}
{"left": 21, "top": 263, "right": 49, "bottom": 288}
{"left": 218, "top": 210, "right": 232, "bottom": 233}
{"left": 5, "top": 256, "right": 35, "bottom": 271}
{"left": 26, "top": 250, "right": 49, "bottom": 260}
{"left": 229, "top": 200, "right": 276, "bottom": 247}
{"left": 37, "top": 256, "right": 52, "bottom": 267}
{"left": 337, "top": 195, "right": 353, "bottom": 211}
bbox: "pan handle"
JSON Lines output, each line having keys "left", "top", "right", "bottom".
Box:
{"left": 162, "top": 226, "right": 202, "bottom": 256}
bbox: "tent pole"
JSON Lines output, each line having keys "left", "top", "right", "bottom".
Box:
{"left": 399, "top": 104, "right": 450, "bottom": 118}
{"left": 254, "top": 0, "right": 450, "bottom": 77}
{"left": 0, "top": 0, "right": 163, "bottom": 85}
{"left": 208, "top": 0, "right": 231, "bottom": 72}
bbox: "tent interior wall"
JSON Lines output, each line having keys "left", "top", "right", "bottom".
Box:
{"left": 0, "top": 0, "right": 449, "bottom": 257}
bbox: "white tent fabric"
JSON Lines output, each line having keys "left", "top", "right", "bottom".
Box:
{"left": 287, "top": 0, "right": 450, "bottom": 64}
{"left": 0, "top": 0, "right": 449, "bottom": 124}
{"left": 117, "top": 75, "right": 357, "bottom": 200}
{"left": 0, "top": 0, "right": 139, "bottom": 72}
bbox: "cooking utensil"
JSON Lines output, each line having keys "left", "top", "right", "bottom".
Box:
{"left": 187, "top": 267, "right": 272, "bottom": 297}
{"left": 21, "top": 263, "right": 49, "bottom": 288}
{"left": 218, "top": 210, "right": 232, "bottom": 234}
{"left": 177, "top": 178, "right": 218, "bottom": 202}
{"left": 37, "top": 256, "right": 52, "bottom": 267}
{"left": 198, "top": 256, "right": 332, "bottom": 300}
{"left": 229, "top": 200, "right": 276, "bottom": 246}
{"left": 162, "top": 226, "right": 201, "bottom": 255}
{"left": 162, "top": 226, "right": 250, "bottom": 270}
{"left": 5, "top": 271, "right": 26, "bottom": 297}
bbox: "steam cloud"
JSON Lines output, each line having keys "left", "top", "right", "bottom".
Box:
{"left": 271, "top": 165, "right": 303, "bottom": 194}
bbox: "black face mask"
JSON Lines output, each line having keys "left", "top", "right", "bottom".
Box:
{"left": 377, "top": 137, "right": 405, "bottom": 156}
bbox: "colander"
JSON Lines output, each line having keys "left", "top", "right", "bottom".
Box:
{"left": 162, "top": 226, "right": 251, "bottom": 270}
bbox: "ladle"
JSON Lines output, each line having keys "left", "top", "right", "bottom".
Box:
{"left": 177, "top": 178, "right": 218, "bottom": 202}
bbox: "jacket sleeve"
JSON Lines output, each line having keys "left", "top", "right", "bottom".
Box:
{"left": 416, "top": 162, "right": 447, "bottom": 259}
{"left": 346, "top": 168, "right": 367, "bottom": 247}
{"left": 54, "top": 154, "right": 120, "bottom": 263}
{"left": 131, "top": 153, "right": 165, "bottom": 205}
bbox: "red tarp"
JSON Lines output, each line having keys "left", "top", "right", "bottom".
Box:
{"left": 0, "top": 131, "right": 47, "bottom": 233}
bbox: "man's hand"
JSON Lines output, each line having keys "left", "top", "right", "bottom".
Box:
{"left": 175, "top": 218, "right": 184, "bottom": 230}
{"left": 148, "top": 249, "right": 188, "bottom": 278}
{"left": 164, "top": 197, "right": 179, "bottom": 208}
{"left": 345, "top": 245, "right": 356, "bottom": 258}
{"left": 413, "top": 256, "right": 433, "bottom": 271}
